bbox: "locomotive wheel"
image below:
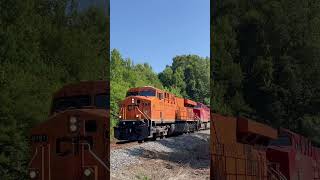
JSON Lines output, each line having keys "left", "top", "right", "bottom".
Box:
{"left": 151, "top": 133, "right": 157, "bottom": 141}
{"left": 138, "top": 140, "right": 143, "bottom": 143}
{"left": 159, "top": 132, "right": 164, "bottom": 139}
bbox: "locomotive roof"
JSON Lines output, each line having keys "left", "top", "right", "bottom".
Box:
{"left": 128, "top": 86, "right": 170, "bottom": 94}
{"left": 237, "top": 116, "right": 278, "bottom": 140}
{"left": 53, "top": 80, "right": 109, "bottom": 98}
{"left": 279, "top": 128, "right": 310, "bottom": 142}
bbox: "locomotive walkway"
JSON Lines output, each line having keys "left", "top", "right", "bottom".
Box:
{"left": 110, "top": 130, "right": 210, "bottom": 180}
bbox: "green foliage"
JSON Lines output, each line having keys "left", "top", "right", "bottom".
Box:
{"left": 0, "top": 0, "right": 107, "bottom": 178}
{"left": 212, "top": 0, "right": 320, "bottom": 144}
{"left": 159, "top": 55, "right": 210, "bottom": 104}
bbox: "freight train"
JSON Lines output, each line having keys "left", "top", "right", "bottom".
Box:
{"left": 114, "top": 86, "right": 210, "bottom": 142}
{"left": 210, "top": 113, "right": 320, "bottom": 180}
{"left": 28, "top": 81, "right": 109, "bottom": 180}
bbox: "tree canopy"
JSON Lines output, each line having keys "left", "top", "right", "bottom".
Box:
{"left": 0, "top": 0, "right": 108, "bottom": 179}
{"left": 212, "top": 0, "right": 320, "bottom": 145}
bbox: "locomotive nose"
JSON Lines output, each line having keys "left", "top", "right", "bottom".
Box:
{"left": 120, "top": 97, "right": 151, "bottom": 120}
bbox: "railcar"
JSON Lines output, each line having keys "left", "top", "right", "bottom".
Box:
{"left": 114, "top": 86, "right": 210, "bottom": 142}
{"left": 28, "top": 81, "right": 109, "bottom": 180}
{"left": 193, "top": 102, "right": 210, "bottom": 129}
{"left": 267, "top": 128, "right": 320, "bottom": 180}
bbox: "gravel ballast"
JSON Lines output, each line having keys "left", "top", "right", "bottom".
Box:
{"left": 110, "top": 130, "right": 210, "bottom": 180}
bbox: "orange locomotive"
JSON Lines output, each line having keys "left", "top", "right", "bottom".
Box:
{"left": 28, "top": 81, "right": 109, "bottom": 180}
{"left": 114, "top": 86, "right": 210, "bottom": 141}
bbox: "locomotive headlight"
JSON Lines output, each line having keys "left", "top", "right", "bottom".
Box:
{"left": 70, "top": 116, "right": 77, "bottom": 124}
{"left": 29, "top": 170, "right": 37, "bottom": 179}
{"left": 70, "top": 124, "right": 77, "bottom": 132}
{"left": 131, "top": 98, "right": 134, "bottom": 104}
{"left": 136, "top": 114, "right": 139, "bottom": 118}
{"left": 84, "top": 168, "right": 92, "bottom": 177}
{"left": 119, "top": 115, "right": 122, "bottom": 118}
{"left": 69, "top": 116, "right": 78, "bottom": 132}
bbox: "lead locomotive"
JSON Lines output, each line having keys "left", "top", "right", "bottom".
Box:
{"left": 114, "top": 86, "right": 210, "bottom": 142}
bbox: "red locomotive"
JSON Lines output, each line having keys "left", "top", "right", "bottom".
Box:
{"left": 114, "top": 86, "right": 210, "bottom": 142}
{"left": 211, "top": 113, "right": 320, "bottom": 180}
{"left": 267, "top": 128, "right": 320, "bottom": 179}
{"left": 28, "top": 81, "right": 109, "bottom": 180}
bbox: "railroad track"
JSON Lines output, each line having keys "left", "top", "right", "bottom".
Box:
{"left": 110, "top": 130, "right": 206, "bottom": 150}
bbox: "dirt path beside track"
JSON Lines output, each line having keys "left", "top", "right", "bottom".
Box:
{"left": 110, "top": 130, "right": 210, "bottom": 180}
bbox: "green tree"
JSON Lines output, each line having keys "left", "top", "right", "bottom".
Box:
{"left": 0, "top": 0, "right": 108, "bottom": 178}
{"left": 212, "top": 0, "right": 320, "bottom": 143}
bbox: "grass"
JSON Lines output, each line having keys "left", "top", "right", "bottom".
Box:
{"left": 135, "top": 174, "right": 151, "bottom": 180}
{"left": 110, "top": 118, "right": 118, "bottom": 141}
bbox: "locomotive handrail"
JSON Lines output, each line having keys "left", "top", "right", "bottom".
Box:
{"left": 135, "top": 106, "right": 151, "bottom": 121}
{"left": 80, "top": 142, "right": 109, "bottom": 172}
{"left": 28, "top": 147, "right": 38, "bottom": 167}
{"left": 267, "top": 164, "right": 287, "bottom": 180}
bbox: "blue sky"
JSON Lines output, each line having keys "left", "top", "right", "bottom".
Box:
{"left": 110, "top": 0, "right": 209, "bottom": 73}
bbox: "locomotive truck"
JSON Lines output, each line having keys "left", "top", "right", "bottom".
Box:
{"left": 28, "top": 81, "right": 109, "bottom": 180}
{"left": 114, "top": 86, "right": 210, "bottom": 142}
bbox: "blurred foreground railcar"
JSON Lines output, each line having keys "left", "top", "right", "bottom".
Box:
{"left": 28, "top": 81, "right": 109, "bottom": 180}
{"left": 210, "top": 114, "right": 278, "bottom": 180}
{"left": 114, "top": 86, "right": 210, "bottom": 142}
{"left": 210, "top": 113, "right": 320, "bottom": 180}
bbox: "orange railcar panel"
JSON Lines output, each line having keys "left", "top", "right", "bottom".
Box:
{"left": 211, "top": 113, "right": 272, "bottom": 180}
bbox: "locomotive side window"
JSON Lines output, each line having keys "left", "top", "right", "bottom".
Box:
{"left": 94, "top": 93, "right": 109, "bottom": 109}
{"left": 158, "top": 93, "right": 164, "bottom": 100}
{"left": 53, "top": 95, "right": 91, "bottom": 112}
{"left": 270, "top": 136, "right": 292, "bottom": 146}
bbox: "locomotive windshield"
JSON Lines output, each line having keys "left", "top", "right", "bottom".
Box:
{"left": 94, "top": 93, "right": 110, "bottom": 108}
{"left": 52, "top": 95, "right": 91, "bottom": 112}
{"left": 269, "top": 135, "right": 292, "bottom": 146}
{"left": 126, "top": 90, "right": 156, "bottom": 97}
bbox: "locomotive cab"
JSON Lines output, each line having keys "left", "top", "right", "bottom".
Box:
{"left": 114, "top": 87, "right": 160, "bottom": 141}
{"left": 28, "top": 81, "right": 109, "bottom": 180}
